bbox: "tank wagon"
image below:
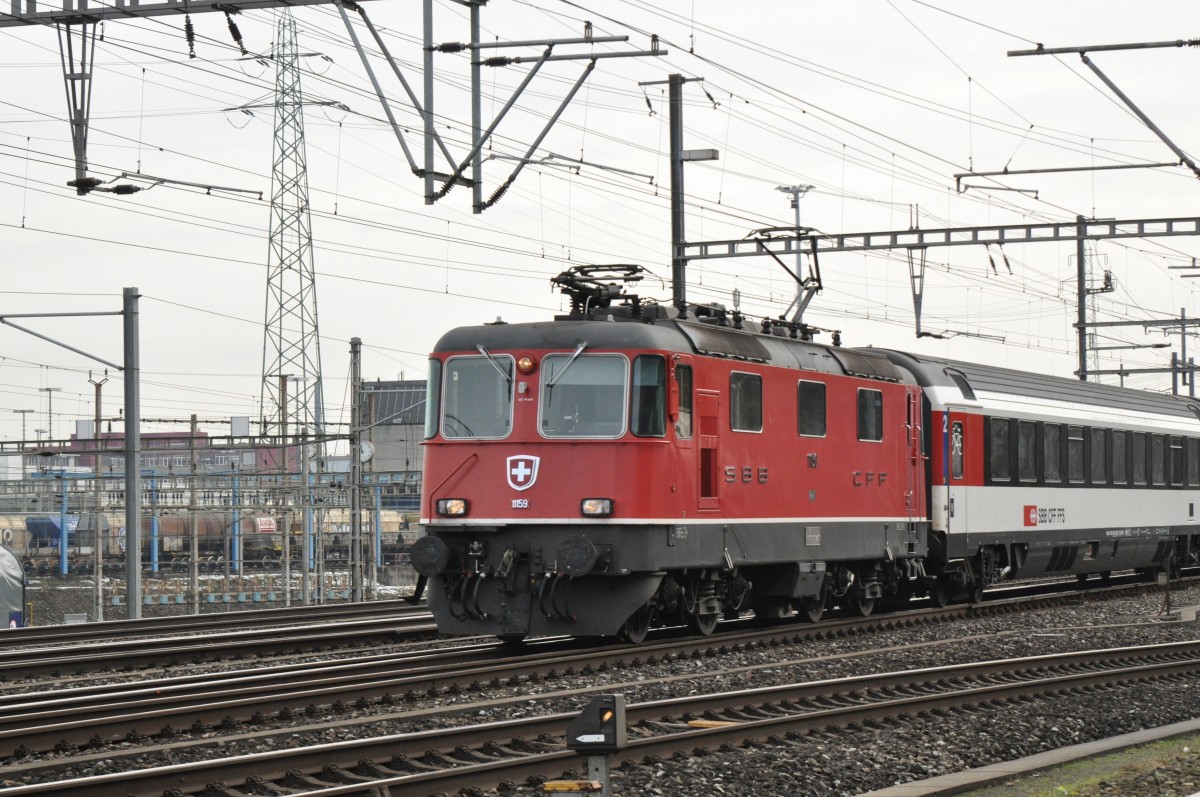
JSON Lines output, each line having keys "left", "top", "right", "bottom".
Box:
{"left": 404, "top": 266, "right": 1198, "bottom": 641}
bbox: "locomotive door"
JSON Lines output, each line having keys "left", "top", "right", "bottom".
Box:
{"left": 943, "top": 406, "right": 969, "bottom": 534}
{"left": 697, "top": 390, "right": 720, "bottom": 510}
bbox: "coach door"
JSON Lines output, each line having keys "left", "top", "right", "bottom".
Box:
{"left": 697, "top": 390, "right": 720, "bottom": 510}
{"left": 943, "top": 406, "right": 969, "bottom": 534}
{"left": 901, "top": 391, "right": 925, "bottom": 553}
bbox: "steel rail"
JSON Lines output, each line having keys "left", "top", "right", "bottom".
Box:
{"left": 5, "top": 642, "right": 1199, "bottom": 796}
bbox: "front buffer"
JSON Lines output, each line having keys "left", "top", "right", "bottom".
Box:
{"left": 412, "top": 526, "right": 664, "bottom": 639}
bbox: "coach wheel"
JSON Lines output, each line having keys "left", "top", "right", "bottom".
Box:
{"left": 620, "top": 604, "right": 653, "bottom": 644}
{"left": 1076, "top": 573, "right": 1089, "bottom": 584}
{"left": 687, "top": 609, "right": 719, "bottom": 637}
{"left": 799, "top": 595, "right": 825, "bottom": 623}
{"left": 1099, "top": 571, "right": 1112, "bottom": 583}
{"left": 496, "top": 633, "right": 526, "bottom": 645}
{"left": 969, "top": 577, "right": 984, "bottom": 604}
{"left": 752, "top": 597, "right": 789, "bottom": 624}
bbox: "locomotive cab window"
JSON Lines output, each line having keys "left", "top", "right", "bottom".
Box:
{"left": 630, "top": 355, "right": 666, "bottom": 437}
{"left": 442, "top": 354, "right": 513, "bottom": 439}
{"left": 730, "top": 372, "right": 763, "bottom": 433}
{"left": 857, "top": 389, "right": 883, "bottom": 442}
{"left": 797, "top": 380, "right": 827, "bottom": 437}
{"left": 540, "top": 353, "right": 628, "bottom": 438}
{"left": 424, "top": 359, "right": 443, "bottom": 440}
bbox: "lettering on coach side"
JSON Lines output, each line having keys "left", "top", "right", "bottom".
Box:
{"left": 1023, "top": 505, "right": 1066, "bottom": 527}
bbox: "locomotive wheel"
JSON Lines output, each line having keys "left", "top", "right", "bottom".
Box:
{"left": 687, "top": 610, "right": 719, "bottom": 636}
{"left": 929, "top": 578, "right": 950, "bottom": 608}
{"left": 799, "top": 596, "right": 824, "bottom": 623}
{"left": 848, "top": 595, "right": 876, "bottom": 617}
{"left": 620, "top": 604, "right": 653, "bottom": 644}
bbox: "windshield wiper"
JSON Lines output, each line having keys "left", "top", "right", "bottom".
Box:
{"left": 546, "top": 341, "right": 588, "bottom": 388}
{"left": 476, "top": 345, "right": 512, "bottom": 387}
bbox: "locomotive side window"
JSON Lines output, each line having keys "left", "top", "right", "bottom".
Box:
{"left": 989, "top": 418, "right": 1011, "bottom": 481}
{"left": 1151, "top": 434, "right": 1166, "bottom": 486}
{"left": 1043, "top": 423, "right": 1063, "bottom": 483}
{"left": 424, "top": 359, "right": 443, "bottom": 440}
{"left": 1090, "top": 428, "right": 1108, "bottom": 484}
{"left": 1112, "top": 430, "right": 1128, "bottom": 485}
{"left": 1132, "top": 433, "right": 1147, "bottom": 485}
{"left": 1066, "top": 426, "right": 1085, "bottom": 483}
{"left": 1170, "top": 436, "right": 1185, "bottom": 486}
{"left": 730, "top": 372, "right": 763, "bottom": 433}
{"left": 631, "top": 356, "right": 667, "bottom": 437}
{"left": 540, "top": 354, "right": 628, "bottom": 438}
{"left": 442, "top": 355, "right": 513, "bottom": 439}
{"left": 857, "top": 389, "right": 883, "bottom": 442}
{"left": 675, "top": 364, "right": 693, "bottom": 439}
{"left": 797, "top": 380, "right": 827, "bottom": 437}
{"left": 1017, "top": 420, "right": 1037, "bottom": 482}
{"left": 1188, "top": 438, "right": 1199, "bottom": 486}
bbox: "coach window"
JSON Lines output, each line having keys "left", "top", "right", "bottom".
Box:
{"left": 989, "top": 417, "right": 1011, "bottom": 482}
{"left": 1090, "top": 428, "right": 1108, "bottom": 484}
{"left": 1112, "top": 430, "right": 1128, "bottom": 485}
{"left": 1043, "top": 423, "right": 1063, "bottom": 484}
{"left": 730, "top": 372, "right": 763, "bottom": 432}
{"left": 631, "top": 355, "right": 667, "bottom": 437}
{"left": 1151, "top": 434, "right": 1166, "bottom": 485}
{"left": 1132, "top": 433, "right": 1148, "bottom": 485}
{"left": 674, "top": 364, "right": 693, "bottom": 439}
{"left": 951, "top": 421, "right": 964, "bottom": 479}
{"left": 1170, "top": 436, "right": 1185, "bottom": 486}
{"left": 798, "top": 380, "right": 827, "bottom": 437}
{"left": 857, "top": 388, "right": 884, "bottom": 442}
{"left": 1188, "top": 439, "right": 1200, "bottom": 487}
{"left": 1017, "top": 420, "right": 1037, "bottom": 482}
{"left": 1066, "top": 426, "right": 1085, "bottom": 483}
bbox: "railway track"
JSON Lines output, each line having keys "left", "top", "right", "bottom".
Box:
{"left": 0, "top": 605, "right": 436, "bottom": 682}
{"left": 5, "top": 639, "right": 1198, "bottom": 796}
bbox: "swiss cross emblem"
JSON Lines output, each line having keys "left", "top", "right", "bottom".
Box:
{"left": 1024, "top": 505, "right": 1038, "bottom": 527}
{"left": 507, "top": 455, "right": 540, "bottom": 491}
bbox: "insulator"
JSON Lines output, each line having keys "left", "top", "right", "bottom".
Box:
{"left": 583, "top": 20, "right": 592, "bottom": 41}
{"left": 225, "top": 12, "right": 247, "bottom": 56}
{"left": 482, "top": 56, "right": 512, "bottom": 67}
{"left": 184, "top": 14, "right": 196, "bottom": 59}
{"left": 436, "top": 42, "right": 467, "bottom": 53}
{"left": 109, "top": 184, "right": 143, "bottom": 195}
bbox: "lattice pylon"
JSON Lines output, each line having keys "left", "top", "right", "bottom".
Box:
{"left": 260, "top": 9, "right": 325, "bottom": 458}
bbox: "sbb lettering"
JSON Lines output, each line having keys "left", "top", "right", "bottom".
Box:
{"left": 852, "top": 471, "right": 888, "bottom": 487}
{"left": 724, "top": 465, "right": 769, "bottom": 484}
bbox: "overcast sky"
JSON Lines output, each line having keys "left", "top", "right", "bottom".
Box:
{"left": 2, "top": 0, "right": 1199, "bottom": 446}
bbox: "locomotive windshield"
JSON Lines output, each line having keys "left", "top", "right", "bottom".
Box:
{"left": 441, "top": 355, "right": 514, "bottom": 439}
{"left": 540, "top": 353, "right": 627, "bottom": 438}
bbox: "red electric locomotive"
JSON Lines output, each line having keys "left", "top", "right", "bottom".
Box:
{"left": 412, "top": 265, "right": 1200, "bottom": 641}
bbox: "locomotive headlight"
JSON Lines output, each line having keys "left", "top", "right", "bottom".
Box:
{"left": 580, "top": 498, "right": 614, "bottom": 517}
{"left": 436, "top": 498, "right": 469, "bottom": 517}
{"left": 516, "top": 353, "right": 537, "bottom": 374}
